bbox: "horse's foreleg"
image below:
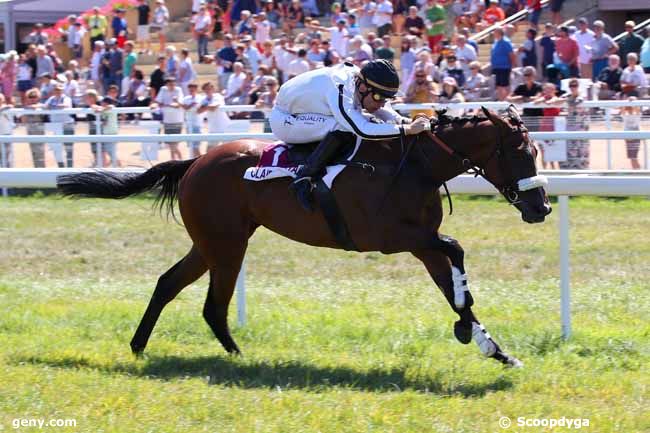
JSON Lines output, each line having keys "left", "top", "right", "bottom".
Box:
{"left": 431, "top": 234, "right": 473, "bottom": 311}
{"left": 412, "top": 250, "right": 523, "bottom": 367}
{"left": 201, "top": 239, "right": 248, "bottom": 355}
{"left": 130, "top": 245, "right": 207, "bottom": 355}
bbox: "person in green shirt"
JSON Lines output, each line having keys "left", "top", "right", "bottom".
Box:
{"left": 123, "top": 40, "right": 138, "bottom": 78}
{"left": 425, "top": 0, "right": 446, "bottom": 54}
{"left": 86, "top": 7, "right": 108, "bottom": 48}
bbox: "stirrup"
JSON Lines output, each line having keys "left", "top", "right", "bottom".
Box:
{"left": 292, "top": 176, "right": 314, "bottom": 189}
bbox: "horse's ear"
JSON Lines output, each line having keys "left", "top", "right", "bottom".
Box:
{"left": 481, "top": 106, "right": 500, "bottom": 124}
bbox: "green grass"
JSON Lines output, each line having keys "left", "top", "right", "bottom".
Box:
{"left": 0, "top": 195, "right": 648, "bottom": 433}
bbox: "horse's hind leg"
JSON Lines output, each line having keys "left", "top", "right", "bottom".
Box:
{"left": 413, "top": 250, "right": 523, "bottom": 367}
{"left": 130, "top": 245, "right": 207, "bottom": 355}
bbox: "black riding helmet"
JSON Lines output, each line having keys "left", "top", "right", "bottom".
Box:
{"left": 359, "top": 59, "right": 400, "bottom": 100}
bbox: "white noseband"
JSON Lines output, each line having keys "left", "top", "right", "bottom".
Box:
{"left": 517, "top": 175, "right": 548, "bottom": 191}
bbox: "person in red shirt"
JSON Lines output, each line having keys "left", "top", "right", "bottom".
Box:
{"left": 482, "top": 0, "right": 505, "bottom": 27}
{"left": 554, "top": 26, "right": 580, "bottom": 77}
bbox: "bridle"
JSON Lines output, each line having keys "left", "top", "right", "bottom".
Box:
{"left": 420, "top": 111, "right": 548, "bottom": 206}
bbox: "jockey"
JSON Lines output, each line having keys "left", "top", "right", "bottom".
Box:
{"left": 269, "top": 59, "right": 431, "bottom": 211}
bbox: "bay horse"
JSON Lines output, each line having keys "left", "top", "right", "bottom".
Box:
{"left": 57, "top": 106, "right": 551, "bottom": 367}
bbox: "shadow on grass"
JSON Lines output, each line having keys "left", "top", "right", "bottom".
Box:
{"left": 13, "top": 354, "right": 513, "bottom": 397}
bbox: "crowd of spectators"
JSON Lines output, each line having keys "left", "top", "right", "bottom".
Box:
{"left": 0, "top": 0, "right": 649, "bottom": 170}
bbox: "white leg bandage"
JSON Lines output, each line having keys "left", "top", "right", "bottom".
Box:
{"left": 451, "top": 266, "right": 469, "bottom": 309}
{"left": 472, "top": 322, "right": 497, "bottom": 357}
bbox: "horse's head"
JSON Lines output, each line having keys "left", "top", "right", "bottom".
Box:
{"left": 479, "top": 106, "right": 552, "bottom": 223}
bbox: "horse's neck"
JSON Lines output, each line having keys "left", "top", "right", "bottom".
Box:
{"left": 430, "top": 121, "right": 496, "bottom": 183}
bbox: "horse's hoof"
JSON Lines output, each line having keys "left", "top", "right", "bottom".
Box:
{"left": 454, "top": 320, "right": 473, "bottom": 344}
{"left": 130, "top": 342, "right": 145, "bottom": 357}
{"left": 492, "top": 351, "right": 524, "bottom": 368}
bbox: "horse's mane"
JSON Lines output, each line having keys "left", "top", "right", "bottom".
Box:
{"left": 433, "top": 110, "right": 489, "bottom": 131}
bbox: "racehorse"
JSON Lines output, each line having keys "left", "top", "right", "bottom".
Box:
{"left": 57, "top": 106, "right": 551, "bottom": 367}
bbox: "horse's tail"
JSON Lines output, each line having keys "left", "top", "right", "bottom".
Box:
{"left": 56, "top": 158, "right": 197, "bottom": 217}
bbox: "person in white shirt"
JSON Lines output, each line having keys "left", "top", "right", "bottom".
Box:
{"left": 62, "top": 71, "right": 80, "bottom": 106}
{"left": 198, "top": 82, "right": 231, "bottom": 150}
{"left": 90, "top": 40, "right": 105, "bottom": 85}
{"left": 575, "top": 18, "right": 595, "bottom": 79}
{"left": 309, "top": 19, "right": 350, "bottom": 58}
{"left": 45, "top": 82, "right": 75, "bottom": 167}
{"left": 242, "top": 35, "right": 261, "bottom": 75}
{"left": 372, "top": 0, "right": 393, "bottom": 37}
{"left": 286, "top": 49, "right": 311, "bottom": 78}
{"left": 224, "top": 62, "right": 247, "bottom": 103}
{"left": 359, "top": 0, "right": 377, "bottom": 31}
{"left": 153, "top": 75, "right": 184, "bottom": 160}
{"left": 454, "top": 35, "right": 477, "bottom": 76}
{"left": 194, "top": 5, "right": 212, "bottom": 62}
{"left": 66, "top": 18, "right": 85, "bottom": 60}
{"left": 620, "top": 52, "right": 648, "bottom": 97}
{"left": 269, "top": 60, "right": 430, "bottom": 211}
{"left": 178, "top": 48, "right": 197, "bottom": 94}
{"left": 0, "top": 94, "right": 14, "bottom": 168}
{"left": 254, "top": 13, "right": 271, "bottom": 50}
{"left": 182, "top": 83, "right": 204, "bottom": 157}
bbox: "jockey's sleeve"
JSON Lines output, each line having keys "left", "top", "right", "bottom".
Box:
{"left": 373, "top": 102, "right": 412, "bottom": 124}
{"left": 330, "top": 84, "right": 403, "bottom": 140}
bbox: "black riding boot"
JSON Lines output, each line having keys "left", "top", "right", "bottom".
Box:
{"left": 290, "top": 130, "right": 348, "bottom": 211}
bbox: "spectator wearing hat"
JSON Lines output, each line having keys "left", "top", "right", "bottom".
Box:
{"left": 555, "top": 26, "right": 579, "bottom": 77}
{"left": 153, "top": 74, "right": 184, "bottom": 160}
{"left": 136, "top": 0, "right": 152, "bottom": 54}
{"left": 101, "top": 38, "right": 124, "bottom": 94}
{"left": 618, "top": 21, "right": 644, "bottom": 68}
{"left": 86, "top": 7, "right": 108, "bottom": 47}
{"left": 439, "top": 76, "right": 465, "bottom": 116}
{"left": 372, "top": 0, "right": 393, "bottom": 38}
{"left": 182, "top": 83, "right": 204, "bottom": 158}
{"left": 45, "top": 81, "right": 75, "bottom": 167}
{"left": 575, "top": 18, "right": 595, "bottom": 79}
{"left": 490, "top": 27, "right": 515, "bottom": 101}
{"left": 590, "top": 20, "right": 618, "bottom": 80}
{"left": 151, "top": 0, "right": 170, "bottom": 52}
{"left": 253, "top": 12, "right": 271, "bottom": 51}
{"left": 463, "top": 61, "right": 488, "bottom": 101}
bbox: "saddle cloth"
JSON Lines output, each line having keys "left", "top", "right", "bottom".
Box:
{"left": 243, "top": 137, "right": 362, "bottom": 189}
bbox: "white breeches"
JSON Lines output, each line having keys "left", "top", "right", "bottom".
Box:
{"left": 269, "top": 107, "right": 340, "bottom": 144}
